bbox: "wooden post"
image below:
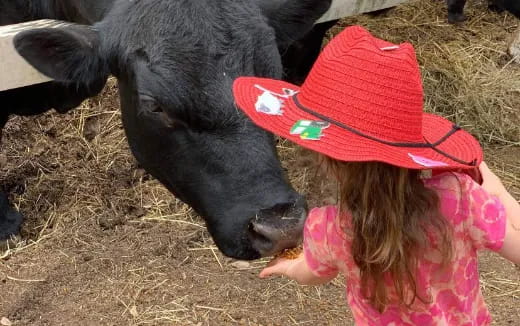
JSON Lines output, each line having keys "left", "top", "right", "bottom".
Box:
{"left": 0, "top": 19, "right": 70, "bottom": 92}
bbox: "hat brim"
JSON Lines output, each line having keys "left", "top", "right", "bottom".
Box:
{"left": 233, "top": 77, "right": 482, "bottom": 170}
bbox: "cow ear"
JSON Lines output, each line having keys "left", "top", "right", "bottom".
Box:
{"left": 258, "top": 0, "right": 332, "bottom": 49}
{"left": 13, "top": 25, "right": 109, "bottom": 87}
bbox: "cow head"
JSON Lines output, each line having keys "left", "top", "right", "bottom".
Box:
{"left": 13, "top": 0, "right": 331, "bottom": 259}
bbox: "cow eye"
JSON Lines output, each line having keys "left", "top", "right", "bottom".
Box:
{"left": 140, "top": 95, "right": 162, "bottom": 113}
{"left": 139, "top": 95, "right": 182, "bottom": 129}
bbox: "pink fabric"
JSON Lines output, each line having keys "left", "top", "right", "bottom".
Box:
{"left": 303, "top": 172, "right": 506, "bottom": 325}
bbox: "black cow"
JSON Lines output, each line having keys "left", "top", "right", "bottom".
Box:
{"left": 0, "top": 0, "right": 333, "bottom": 260}
{"left": 447, "top": 0, "right": 520, "bottom": 23}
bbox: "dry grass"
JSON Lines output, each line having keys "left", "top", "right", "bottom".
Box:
{"left": 481, "top": 271, "right": 520, "bottom": 299}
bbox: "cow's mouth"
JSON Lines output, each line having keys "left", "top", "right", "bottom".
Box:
{"left": 247, "top": 199, "right": 307, "bottom": 257}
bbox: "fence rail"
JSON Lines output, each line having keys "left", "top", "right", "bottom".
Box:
{"left": 0, "top": 0, "right": 408, "bottom": 92}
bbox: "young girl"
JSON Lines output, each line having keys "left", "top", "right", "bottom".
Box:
{"left": 232, "top": 26, "right": 520, "bottom": 325}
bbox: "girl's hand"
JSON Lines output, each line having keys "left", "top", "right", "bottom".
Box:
{"left": 259, "top": 254, "right": 303, "bottom": 279}
{"left": 479, "top": 162, "right": 506, "bottom": 197}
{"left": 259, "top": 252, "right": 338, "bottom": 285}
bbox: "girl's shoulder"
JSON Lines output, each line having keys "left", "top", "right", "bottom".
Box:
{"left": 423, "top": 172, "right": 481, "bottom": 220}
{"left": 423, "top": 171, "right": 477, "bottom": 195}
{"left": 308, "top": 206, "right": 338, "bottom": 219}
{"left": 307, "top": 206, "right": 339, "bottom": 229}
{"left": 425, "top": 172, "right": 506, "bottom": 250}
{"left": 307, "top": 205, "right": 351, "bottom": 243}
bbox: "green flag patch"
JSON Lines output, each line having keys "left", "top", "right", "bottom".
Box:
{"left": 290, "top": 120, "right": 330, "bottom": 140}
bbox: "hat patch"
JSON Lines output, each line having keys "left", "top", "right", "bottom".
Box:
{"left": 290, "top": 120, "right": 330, "bottom": 140}
{"left": 253, "top": 85, "right": 299, "bottom": 116}
{"left": 282, "top": 88, "right": 298, "bottom": 97}
{"left": 408, "top": 153, "right": 448, "bottom": 167}
{"left": 255, "top": 91, "right": 284, "bottom": 115}
{"left": 254, "top": 84, "right": 298, "bottom": 98}
{"left": 380, "top": 45, "right": 400, "bottom": 51}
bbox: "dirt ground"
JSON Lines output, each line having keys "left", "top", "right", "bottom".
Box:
{"left": 1, "top": 1, "right": 519, "bottom": 325}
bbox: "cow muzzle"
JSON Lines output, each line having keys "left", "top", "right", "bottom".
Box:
{"left": 248, "top": 195, "right": 307, "bottom": 257}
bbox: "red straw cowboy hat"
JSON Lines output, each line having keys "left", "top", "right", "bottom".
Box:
{"left": 232, "top": 26, "right": 482, "bottom": 170}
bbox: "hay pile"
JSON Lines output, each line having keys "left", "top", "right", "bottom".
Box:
{"left": 332, "top": 0, "right": 520, "bottom": 145}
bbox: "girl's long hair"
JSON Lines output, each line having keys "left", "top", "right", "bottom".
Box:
{"left": 321, "top": 157, "right": 452, "bottom": 312}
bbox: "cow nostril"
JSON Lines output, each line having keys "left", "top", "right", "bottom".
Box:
{"left": 249, "top": 219, "right": 302, "bottom": 257}
{"left": 248, "top": 221, "right": 276, "bottom": 253}
{"left": 250, "top": 221, "right": 283, "bottom": 241}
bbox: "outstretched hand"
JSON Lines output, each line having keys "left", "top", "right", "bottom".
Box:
{"left": 259, "top": 252, "right": 337, "bottom": 285}
{"left": 259, "top": 254, "right": 304, "bottom": 279}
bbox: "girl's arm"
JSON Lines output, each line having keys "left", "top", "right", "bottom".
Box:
{"left": 479, "top": 162, "right": 520, "bottom": 264}
{"left": 497, "top": 191, "right": 520, "bottom": 264}
{"left": 259, "top": 254, "right": 338, "bottom": 285}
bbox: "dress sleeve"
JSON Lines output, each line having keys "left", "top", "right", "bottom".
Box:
{"left": 303, "top": 206, "right": 339, "bottom": 277}
{"left": 460, "top": 174, "right": 507, "bottom": 251}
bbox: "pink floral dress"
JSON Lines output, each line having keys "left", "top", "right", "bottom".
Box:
{"left": 304, "top": 172, "right": 506, "bottom": 325}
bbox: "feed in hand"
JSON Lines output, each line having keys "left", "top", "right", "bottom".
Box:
{"left": 276, "top": 246, "right": 303, "bottom": 259}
